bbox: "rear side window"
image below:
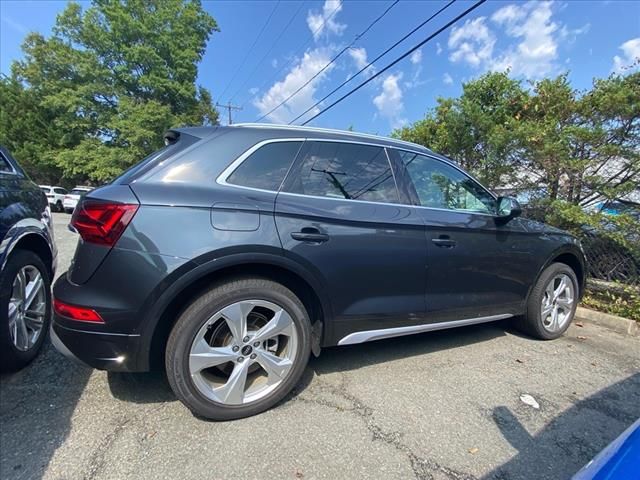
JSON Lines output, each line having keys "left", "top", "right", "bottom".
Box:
{"left": 283, "top": 141, "right": 398, "bottom": 204}
{"left": 54, "top": 188, "right": 67, "bottom": 194}
{"left": 227, "top": 141, "right": 302, "bottom": 191}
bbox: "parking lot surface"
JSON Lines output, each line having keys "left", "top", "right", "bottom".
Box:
{"left": 1, "top": 212, "right": 639, "bottom": 480}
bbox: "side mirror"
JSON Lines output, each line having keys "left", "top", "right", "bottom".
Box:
{"left": 496, "top": 196, "right": 522, "bottom": 222}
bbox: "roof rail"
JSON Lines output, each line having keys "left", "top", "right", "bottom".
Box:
{"left": 232, "top": 123, "right": 429, "bottom": 152}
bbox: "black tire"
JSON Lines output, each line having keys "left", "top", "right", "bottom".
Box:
{"left": 64, "top": 208, "right": 73, "bottom": 214}
{"left": 165, "top": 278, "right": 312, "bottom": 420}
{"left": 0, "top": 249, "right": 52, "bottom": 373}
{"left": 56, "top": 200, "right": 63, "bottom": 212}
{"left": 515, "top": 262, "right": 578, "bottom": 340}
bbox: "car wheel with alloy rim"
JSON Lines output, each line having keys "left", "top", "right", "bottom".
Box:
{"left": 165, "top": 278, "right": 311, "bottom": 420}
{"left": 0, "top": 250, "right": 52, "bottom": 372}
{"left": 516, "top": 262, "right": 579, "bottom": 340}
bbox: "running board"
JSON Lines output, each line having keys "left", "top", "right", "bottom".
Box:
{"left": 337, "top": 314, "right": 513, "bottom": 346}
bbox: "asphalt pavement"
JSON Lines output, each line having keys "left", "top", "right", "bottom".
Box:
{"left": 1, "top": 212, "right": 639, "bottom": 480}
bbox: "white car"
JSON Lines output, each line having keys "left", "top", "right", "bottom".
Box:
{"left": 63, "top": 186, "right": 93, "bottom": 213}
{"left": 40, "top": 185, "right": 68, "bottom": 212}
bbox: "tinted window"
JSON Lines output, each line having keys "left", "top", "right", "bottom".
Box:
{"left": 70, "top": 189, "right": 89, "bottom": 195}
{"left": 399, "top": 151, "right": 495, "bottom": 214}
{"left": 284, "top": 141, "right": 398, "bottom": 204}
{"left": 0, "top": 153, "right": 12, "bottom": 173}
{"left": 54, "top": 188, "right": 67, "bottom": 194}
{"left": 41, "top": 187, "right": 51, "bottom": 193}
{"left": 227, "top": 141, "right": 302, "bottom": 191}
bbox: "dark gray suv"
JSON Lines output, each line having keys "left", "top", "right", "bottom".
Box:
{"left": 52, "top": 124, "right": 585, "bottom": 420}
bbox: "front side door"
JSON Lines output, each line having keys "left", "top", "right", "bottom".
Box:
{"left": 275, "top": 140, "right": 427, "bottom": 343}
{"left": 389, "top": 149, "right": 540, "bottom": 322}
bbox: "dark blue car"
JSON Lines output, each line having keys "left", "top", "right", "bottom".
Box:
{"left": 0, "top": 146, "right": 57, "bottom": 372}
{"left": 51, "top": 124, "right": 586, "bottom": 420}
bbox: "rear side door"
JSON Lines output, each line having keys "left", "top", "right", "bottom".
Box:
{"left": 275, "top": 140, "right": 427, "bottom": 344}
{"left": 389, "top": 149, "right": 540, "bottom": 322}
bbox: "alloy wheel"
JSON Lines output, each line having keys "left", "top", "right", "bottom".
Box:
{"left": 540, "top": 273, "right": 575, "bottom": 333}
{"left": 8, "top": 265, "right": 47, "bottom": 351}
{"left": 188, "top": 299, "right": 298, "bottom": 405}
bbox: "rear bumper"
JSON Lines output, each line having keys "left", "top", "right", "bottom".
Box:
{"left": 51, "top": 320, "right": 146, "bottom": 372}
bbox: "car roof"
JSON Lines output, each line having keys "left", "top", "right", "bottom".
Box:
{"left": 72, "top": 186, "right": 93, "bottom": 190}
{"left": 171, "top": 123, "right": 435, "bottom": 155}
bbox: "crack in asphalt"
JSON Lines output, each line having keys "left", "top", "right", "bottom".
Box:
{"left": 291, "top": 373, "right": 477, "bottom": 480}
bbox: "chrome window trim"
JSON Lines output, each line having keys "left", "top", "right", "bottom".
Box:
{"left": 232, "top": 122, "right": 430, "bottom": 153}
{"left": 217, "top": 137, "right": 432, "bottom": 195}
{"left": 338, "top": 314, "right": 513, "bottom": 346}
{"left": 216, "top": 138, "right": 500, "bottom": 218}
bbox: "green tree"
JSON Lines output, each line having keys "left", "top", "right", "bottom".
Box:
{"left": 394, "top": 72, "right": 529, "bottom": 188}
{"left": 4, "top": 0, "right": 219, "bottom": 184}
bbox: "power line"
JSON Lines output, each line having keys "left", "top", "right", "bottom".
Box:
{"left": 217, "top": 0, "right": 281, "bottom": 102}
{"left": 301, "top": 0, "right": 486, "bottom": 126}
{"left": 289, "top": 0, "right": 457, "bottom": 125}
{"left": 254, "top": 0, "right": 400, "bottom": 122}
{"left": 301, "top": 0, "right": 487, "bottom": 125}
{"left": 242, "top": 1, "right": 343, "bottom": 109}
{"left": 228, "top": 0, "right": 308, "bottom": 104}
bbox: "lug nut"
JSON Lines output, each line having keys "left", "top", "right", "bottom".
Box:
{"left": 232, "top": 345, "right": 239, "bottom": 352}
{"left": 243, "top": 336, "right": 250, "bottom": 343}
{"left": 237, "top": 357, "right": 244, "bottom": 362}
{"left": 253, "top": 342, "right": 260, "bottom": 347}
{"left": 250, "top": 353, "right": 257, "bottom": 359}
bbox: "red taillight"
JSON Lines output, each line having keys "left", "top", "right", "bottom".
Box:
{"left": 71, "top": 200, "right": 138, "bottom": 246}
{"left": 54, "top": 299, "right": 104, "bottom": 323}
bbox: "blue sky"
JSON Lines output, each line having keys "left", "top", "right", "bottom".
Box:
{"left": 1, "top": 0, "right": 639, "bottom": 134}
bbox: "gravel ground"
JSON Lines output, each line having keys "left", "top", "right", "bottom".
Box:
{"left": 1, "top": 212, "right": 639, "bottom": 480}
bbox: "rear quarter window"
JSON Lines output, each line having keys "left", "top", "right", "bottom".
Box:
{"left": 226, "top": 141, "right": 302, "bottom": 191}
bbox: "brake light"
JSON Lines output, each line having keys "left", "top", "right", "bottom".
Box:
{"left": 54, "top": 299, "right": 104, "bottom": 323}
{"left": 71, "top": 200, "right": 139, "bottom": 247}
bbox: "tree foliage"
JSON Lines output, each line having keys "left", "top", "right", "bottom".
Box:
{"left": 394, "top": 71, "right": 640, "bottom": 207}
{"left": 0, "top": 0, "right": 219, "bottom": 184}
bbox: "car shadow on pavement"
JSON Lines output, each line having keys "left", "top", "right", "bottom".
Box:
{"left": 106, "top": 322, "right": 506, "bottom": 407}
{"left": 485, "top": 372, "right": 640, "bottom": 480}
{"left": 107, "top": 370, "right": 176, "bottom": 404}
{"left": 0, "top": 343, "right": 92, "bottom": 480}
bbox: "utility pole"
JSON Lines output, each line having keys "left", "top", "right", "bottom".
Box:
{"left": 216, "top": 102, "right": 243, "bottom": 125}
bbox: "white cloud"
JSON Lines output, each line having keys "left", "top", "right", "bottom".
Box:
{"left": 307, "top": 0, "right": 346, "bottom": 41}
{"left": 410, "top": 48, "right": 422, "bottom": 65}
{"left": 271, "top": 58, "right": 278, "bottom": 68}
{"left": 349, "top": 47, "right": 369, "bottom": 70}
{"left": 436, "top": 42, "right": 443, "bottom": 55}
{"left": 254, "top": 48, "right": 334, "bottom": 124}
{"left": 249, "top": 87, "right": 259, "bottom": 95}
{"left": 448, "top": 17, "right": 496, "bottom": 67}
{"left": 490, "top": 1, "right": 559, "bottom": 77}
{"left": 373, "top": 73, "right": 407, "bottom": 129}
{"left": 612, "top": 37, "right": 640, "bottom": 74}
{"left": 447, "top": 1, "right": 579, "bottom": 79}
{"left": 443, "top": 73, "right": 453, "bottom": 85}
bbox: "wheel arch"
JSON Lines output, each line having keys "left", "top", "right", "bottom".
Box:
{"left": 139, "top": 254, "right": 332, "bottom": 371}
{"left": 1, "top": 224, "right": 54, "bottom": 279}
{"left": 529, "top": 245, "right": 587, "bottom": 303}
